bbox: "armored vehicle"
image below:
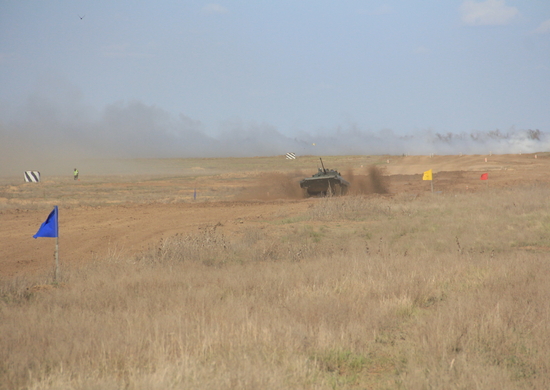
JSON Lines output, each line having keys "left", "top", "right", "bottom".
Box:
{"left": 299, "top": 158, "right": 350, "bottom": 197}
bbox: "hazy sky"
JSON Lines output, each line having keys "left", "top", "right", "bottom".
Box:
{"left": 1, "top": 1, "right": 550, "bottom": 173}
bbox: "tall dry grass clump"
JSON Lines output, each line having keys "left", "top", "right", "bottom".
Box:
{"left": 2, "top": 185, "right": 550, "bottom": 389}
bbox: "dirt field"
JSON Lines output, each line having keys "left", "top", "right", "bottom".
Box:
{"left": 1, "top": 153, "right": 548, "bottom": 278}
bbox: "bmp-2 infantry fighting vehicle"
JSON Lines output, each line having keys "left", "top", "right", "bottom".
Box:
{"left": 299, "top": 158, "right": 350, "bottom": 197}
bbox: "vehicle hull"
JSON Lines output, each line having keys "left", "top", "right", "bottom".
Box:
{"left": 299, "top": 176, "right": 350, "bottom": 196}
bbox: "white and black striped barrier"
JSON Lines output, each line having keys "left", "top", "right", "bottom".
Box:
{"left": 24, "top": 171, "right": 41, "bottom": 183}
{"left": 286, "top": 152, "right": 296, "bottom": 160}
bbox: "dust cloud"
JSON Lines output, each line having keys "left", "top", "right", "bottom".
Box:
{"left": 236, "top": 166, "right": 388, "bottom": 201}
{"left": 236, "top": 171, "right": 305, "bottom": 201}
{"left": 2, "top": 89, "right": 549, "bottom": 177}
{"left": 345, "top": 166, "right": 389, "bottom": 195}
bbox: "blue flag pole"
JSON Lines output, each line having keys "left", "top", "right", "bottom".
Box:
{"left": 33, "top": 206, "right": 60, "bottom": 281}
{"left": 55, "top": 234, "right": 59, "bottom": 282}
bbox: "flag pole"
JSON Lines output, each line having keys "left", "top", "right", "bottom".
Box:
{"left": 33, "top": 205, "right": 60, "bottom": 283}
{"left": 54, "top": 236, "right": 59, "bottom": 282}
{"left": 422, "top": 169, "right": 433, "bottom": 193}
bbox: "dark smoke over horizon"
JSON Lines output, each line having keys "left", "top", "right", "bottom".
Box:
{"left": 1, "top": 96, "right": 548, "bottom": 176}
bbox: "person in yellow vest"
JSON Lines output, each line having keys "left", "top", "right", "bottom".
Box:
{"left": 73, "top": 168, "right": 79, "bottom": 180}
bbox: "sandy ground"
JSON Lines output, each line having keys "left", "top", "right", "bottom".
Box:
{"left": 1, "top": 153, "right": 548, "bottom": 278}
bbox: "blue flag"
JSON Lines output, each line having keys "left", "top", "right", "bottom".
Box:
{"left": 33, "top": 206, "right": 58, "bottom": 238}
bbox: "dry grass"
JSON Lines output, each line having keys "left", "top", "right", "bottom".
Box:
{"left": 2, "top": 186, "right": 550, "bottom": 389}
{"left": 0, "top": 175, "right": 225, "bottom": 210}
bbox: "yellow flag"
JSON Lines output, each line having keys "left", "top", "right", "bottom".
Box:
{"left": 422, "top": 169, "right": 433, "bottom": 181}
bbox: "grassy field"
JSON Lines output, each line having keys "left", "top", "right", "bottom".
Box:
{"left": 2, "top": 182, "right": 550, "bottom": 389}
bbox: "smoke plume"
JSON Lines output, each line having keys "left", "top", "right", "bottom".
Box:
{"left": 1, "top": 94, "right": 548, "bottom": 176}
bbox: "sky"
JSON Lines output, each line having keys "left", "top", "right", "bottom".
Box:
{"left": 1, "top": 1, "right": 550, "bottom": 175}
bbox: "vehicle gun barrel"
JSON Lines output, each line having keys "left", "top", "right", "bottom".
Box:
{"left": 319, "top": 158, "right": 326, "bottom": 173}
